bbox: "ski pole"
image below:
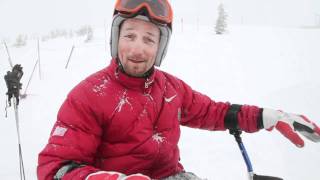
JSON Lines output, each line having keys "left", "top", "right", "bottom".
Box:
{"left": 14, "top": 98, "right": 26, "bottom": 180}
{"left": 4, "top": 64, "right": 26, "bottom": 180}
{"left": 229, "top": 129, "right": 283, "bottom": 180}
{"left": 3, "top": 40, "right": 13, "bottom": 68}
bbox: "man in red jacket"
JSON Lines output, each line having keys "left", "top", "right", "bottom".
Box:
{"left": 37, "top": 0, "right": 320, "bottom": 180}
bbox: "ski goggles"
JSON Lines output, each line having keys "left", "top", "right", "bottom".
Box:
{"left": 115, "top": 0, "right": 173, "bottom": 24}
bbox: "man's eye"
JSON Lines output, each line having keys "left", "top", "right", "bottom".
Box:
{"left": 145, "top": 37, "right": 155, "bottom": 44}
{"left": 124, "top": 34, "right": 134, "bottom": 39}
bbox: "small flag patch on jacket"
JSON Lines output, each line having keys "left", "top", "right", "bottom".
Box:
{"left": 52, "top": 126, "right": 68, "bottom": 137}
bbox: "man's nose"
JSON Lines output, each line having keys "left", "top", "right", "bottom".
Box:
{"left": 131, "top": 40, "right": 145, "bottom": 57}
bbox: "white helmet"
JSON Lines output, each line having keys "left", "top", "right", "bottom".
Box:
{"left": 110, "top": 0, "right": 173, "bottom": 67}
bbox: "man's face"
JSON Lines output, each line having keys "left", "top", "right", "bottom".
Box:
{"left": 118, "top": 18, "right": 160, "bottom": 77}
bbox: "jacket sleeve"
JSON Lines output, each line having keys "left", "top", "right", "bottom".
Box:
{"left": 37, "top": 84, "right": 103, "bottom": 180}
{"left": 179, "top": 80, "right": 261, "bottom": 133}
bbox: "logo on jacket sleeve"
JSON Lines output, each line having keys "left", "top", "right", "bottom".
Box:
{"left": 52, "top": 126, "right": 68, "bottom": 137}
{"left": 164, "top": 94, "right": 177, "bottom": 103}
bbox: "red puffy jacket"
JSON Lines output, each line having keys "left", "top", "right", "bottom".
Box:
{"left": 37, "top": 59, "right": 261, "bottom": 180}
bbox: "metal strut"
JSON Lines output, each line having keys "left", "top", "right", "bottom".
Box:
{"left": 4, "top": 64, "right": 26, "bottom": 180}
{"left": 14, "top": 99, "right": 26, "bottom": 180}
{"left": 230, "top": 129, "right": 283, "bottom": 180}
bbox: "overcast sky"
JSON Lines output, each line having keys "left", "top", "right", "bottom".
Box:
{"left": 0, "top": 0, "right": 320, "bottom": 38}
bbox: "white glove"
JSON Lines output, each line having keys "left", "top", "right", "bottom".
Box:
{"left": 263, "top": 108, "right": 320, "bottom": 147}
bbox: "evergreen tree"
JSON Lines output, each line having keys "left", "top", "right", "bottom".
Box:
{"left": 215, "top": 3, "right": 228, "bottom": 34}
{"left": 84, "top": 26, "right": 93, "bottom": 43}
{"left": 14, "top": 34, "right": 27, "bottom": 47}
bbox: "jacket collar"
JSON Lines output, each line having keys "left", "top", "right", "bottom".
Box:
{"left": 108, "top": 59, "right": 156, "bottom": 93}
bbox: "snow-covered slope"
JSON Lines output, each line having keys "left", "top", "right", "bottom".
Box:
{"left": 0, "top": 24, "right": 319, "bottom": 180}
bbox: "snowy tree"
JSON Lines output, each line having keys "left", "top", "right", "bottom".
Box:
{"left": 41, "top": 35, "right": 50, "bottom": 42}
{"left": 13, "top": 34, "right": 27, "bottom": 47}
{"left": 68, "top": 30, "right": 74, "bottom": 38}
{"left": 76, "top": 25, "right": 91, "bottom": 36}
{"left": 215, "top": 3, "right": 228, "bottom": 34}
{"left": 49, "top": 29, "right": 68, "bottom": 39}
{"left": 84, "top": 26, "right": 93, "bottom": 43}
{"left": 75, "top": 25, "right": 94, "bottom": 42}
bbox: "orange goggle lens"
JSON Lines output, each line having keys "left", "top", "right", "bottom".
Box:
{"left": 115, "top": 0, "right": 173, "bottom": 24}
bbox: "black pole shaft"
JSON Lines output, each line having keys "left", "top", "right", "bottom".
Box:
{"left": 22, "top": 59, "right": 39, "bottom": 96}
{"left": 3, "top": 41, "right": 13, "bottom": 68}
{"left": 65, "top": 45, "right": 75, "bottom": 69}
{"left": 14, "top": 100, "right": 26, "bottom": 180}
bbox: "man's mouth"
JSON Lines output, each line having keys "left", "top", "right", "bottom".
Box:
{"left": 128, "top": 58, "right": 144, "bottom": 64}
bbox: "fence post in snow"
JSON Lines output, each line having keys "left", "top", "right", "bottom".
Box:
{"left": 181, "top": 18, "right": 184, "bottom": 33}
{"left": 315, "top": 14, "right": 320, "bottom": 26}
{"left": 37, "top": 38, "right": 41, "bottom": 80}
{"left": 3, "top": 41, "right": 13, "bottom": 68}
{"left": 65, "top": 45, "right": 75, "bottom": 69}
{"left": 197, "top": 17, "right": 199, "bottom": 32}
{"left": 104, "top": 19, "right": 108, "bottom": 58}
{"left": 21, "top": 58, "right": 39, "bottom": 99}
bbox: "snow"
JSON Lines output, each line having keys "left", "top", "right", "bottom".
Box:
{"left": 1, "top": 24, "right": 320, "bottom": 180}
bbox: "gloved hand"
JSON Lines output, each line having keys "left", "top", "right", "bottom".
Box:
{"left": 263, "top": 108, "right": 320, "bottom": 147}
{"left": 4, "top": 64, "right": 24, "bottom": 105}
{"left": 85, "top": 171, "right": 151, "bottom": 180}
{"left": 4, "top": 64, "right": 23, "bottom": 90}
